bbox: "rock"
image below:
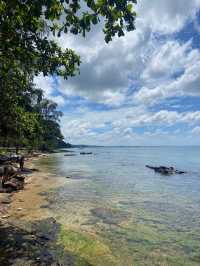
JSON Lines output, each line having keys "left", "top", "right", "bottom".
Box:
{"left": 3, "top": 178, "right": 24, "bottom": 191}
{"left": 30, "top": 168, "right": 39, "bottom": 172}
{"left": 1, "top": 198, "right": 11, "bottom": 204}
{"left": 15, "top": 175, "right": 25, "bottom": 182}
{"left": 0, "top": 155, "right": 9, "bottom": 164}
{"left": 1, "top": 215, "right": 10, "bottom": 219}
{"left": 0, "top": 194, "right": 12, "bottom": 204}
{"left": 146, "top": 165, "right": 186, "bottom": 175}
{"left": 90, "top": 207, "right": 129, "bottom": 225}
{"left": 65, "top": 176, "right": 71, "bottom": 179}
{"left": 4, "top": 181, "right": 18, "bottom": 190}
{"left": 80, "top": 152, "right": 93, "bottom": 155}
{"left": 64, "top": 154, "right": 76, "bottom": 156}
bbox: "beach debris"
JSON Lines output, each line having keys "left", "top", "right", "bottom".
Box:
{"left": 146, "top": 165, "right": 186, "bottom": 175}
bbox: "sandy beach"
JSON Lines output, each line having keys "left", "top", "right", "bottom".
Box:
{"left": 0, "top": 155, "right": 78, "bottom": 266}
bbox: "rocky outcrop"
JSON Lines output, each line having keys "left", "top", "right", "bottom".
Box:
{"left": 146, "top": 165, "right": 186, "bottom": 175}
{"left": 0, "top": 164, "right": 25, "bottom": 193}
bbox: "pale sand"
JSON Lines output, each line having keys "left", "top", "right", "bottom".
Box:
{"left": 0, "top": 155, "right": 66, "bottom": 223}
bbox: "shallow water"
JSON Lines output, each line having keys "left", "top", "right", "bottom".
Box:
{"left": 37, "top": 147, "right": 200, "bottom": 265}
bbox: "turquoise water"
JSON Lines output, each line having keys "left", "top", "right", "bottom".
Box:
{"left": 38, "top": 147, "right": 200, "bottom": 265}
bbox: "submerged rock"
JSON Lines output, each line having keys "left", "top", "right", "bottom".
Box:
{"left": 90, "top": 207, "right": 129, "bottom": 225}
{"left": 80, "top": 152, "right": 93, "bottom": 155}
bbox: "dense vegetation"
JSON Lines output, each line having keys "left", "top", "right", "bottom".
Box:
{"left": 0, "top": 0, "right": 137, "bottom": 151}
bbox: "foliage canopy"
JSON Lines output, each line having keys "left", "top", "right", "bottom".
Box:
{"left": 0, "top": 0, "right": 137, "bottom": 151}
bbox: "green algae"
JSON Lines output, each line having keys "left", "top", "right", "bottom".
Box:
{"left": 90, "top": 207, "right": 129, "bottom": 225}
{"left": 57, "top": 226, "right": 117, "bottom": 266}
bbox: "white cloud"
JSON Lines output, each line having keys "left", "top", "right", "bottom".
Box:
{"left": 34, "top": 74, "right": 65, "bottom": 106}
{"left": 37, "top": 0, "right": 200, "bottom": 108}
{"left": 134, "top": 41, "right": 200, "bottom": 105}
{"left": 34, "top": 74, "right": 54, "bottom": 97}
{"left": 137, "top": 0, "right": 200, "bottom": 34}
{"left": 191, "top": 126, "right": 200, "bottom": 134}
{"left": 61, "top": 107, "right": 200, "bottom": 145}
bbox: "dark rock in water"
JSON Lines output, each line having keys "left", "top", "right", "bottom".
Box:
{"left": 38, "top": 191, "right": 49, "bottom": 197}
{"left": 66, "top": 176, "right": 71, "bottom": 178}
{"left": 80, "top": 152, "right": 93, "bottom": 155}
{"left": 40, "top": 204, "right": 49, "bottom": 209}
{"left": 64, "top": 154, "right": 76, "bottom": 156}
{"left": 146, "top": 165, "right": 186, "bottom": 175}
{"left": 90, "top": 207, "right": 129, "bottom": 225}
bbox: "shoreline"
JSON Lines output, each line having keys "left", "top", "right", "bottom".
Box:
{"left": 0, "top": 154, "right": 66, "bottom": 222}
{"left": 0, "top": 154, "right": 96, "bottom": 266}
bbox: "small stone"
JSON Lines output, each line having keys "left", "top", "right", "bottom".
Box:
{"left": 1, "top": 199, "right": 11, "bottom": 204}
{"left": 1, "top": 215, "right": 10, "bottom": 219}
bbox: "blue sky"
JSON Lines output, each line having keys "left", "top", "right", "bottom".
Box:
{"left": 35, "top": 0, "right": 200, "bottom": 146}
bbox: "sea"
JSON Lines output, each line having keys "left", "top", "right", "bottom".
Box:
{"left": 36, "top": 146, "right": 200, "bottom": 266}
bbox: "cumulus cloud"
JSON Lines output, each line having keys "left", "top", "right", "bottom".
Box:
{"left": 61, "top": 107, "right": 200, "bottom": 145}
{"left": 34, "top": 75, "right": 65, "bottom": 106}
{"left": 137, "top": 0, "right": 200, "bottom": 34}
{"left": 134, "top": 41, "right": 200, "bottom": 105}
{"left": 37, "top": 0, "right": 200, "bottom": 108}
{"left": 191, "top": 126, "right": 200, "bottom": 134}
{"left": 56, "top": 21, "right": 151, "bottom": 106}
{"left": 34, "top": 0, "right": 200, "bottom": 144}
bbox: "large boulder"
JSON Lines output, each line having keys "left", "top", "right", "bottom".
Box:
{"left": 146, "top": 165, "right": 186, "bottom": 175}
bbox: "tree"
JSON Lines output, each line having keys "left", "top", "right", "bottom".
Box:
{"left": 0, "top": 0, "right": 137, "bottom": 77}
{"left": 0, "top": 0, "right": 137, "bottom": 151}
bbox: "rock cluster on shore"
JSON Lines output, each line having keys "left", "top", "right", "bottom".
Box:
{"left": 0, "top": 155, "right": 25, "bottom": 193}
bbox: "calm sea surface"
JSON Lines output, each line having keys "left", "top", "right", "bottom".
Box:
{"left": 37, "top": 147, "right": 200, "bottom": 266}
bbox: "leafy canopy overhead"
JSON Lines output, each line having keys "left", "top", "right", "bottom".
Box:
{"left": 0, "top": 0, "right": 137, "bottom": 151}
{"left": 0, "top": 0, "right": 137, "bottom": 79}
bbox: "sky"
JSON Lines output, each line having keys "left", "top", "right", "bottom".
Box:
{"left": 35, "top": 0, "right": 200, "bottom": 146}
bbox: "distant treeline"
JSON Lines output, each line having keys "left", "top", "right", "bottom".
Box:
{"left": 0, "top": 84, "right": 65, "bottom": 152}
